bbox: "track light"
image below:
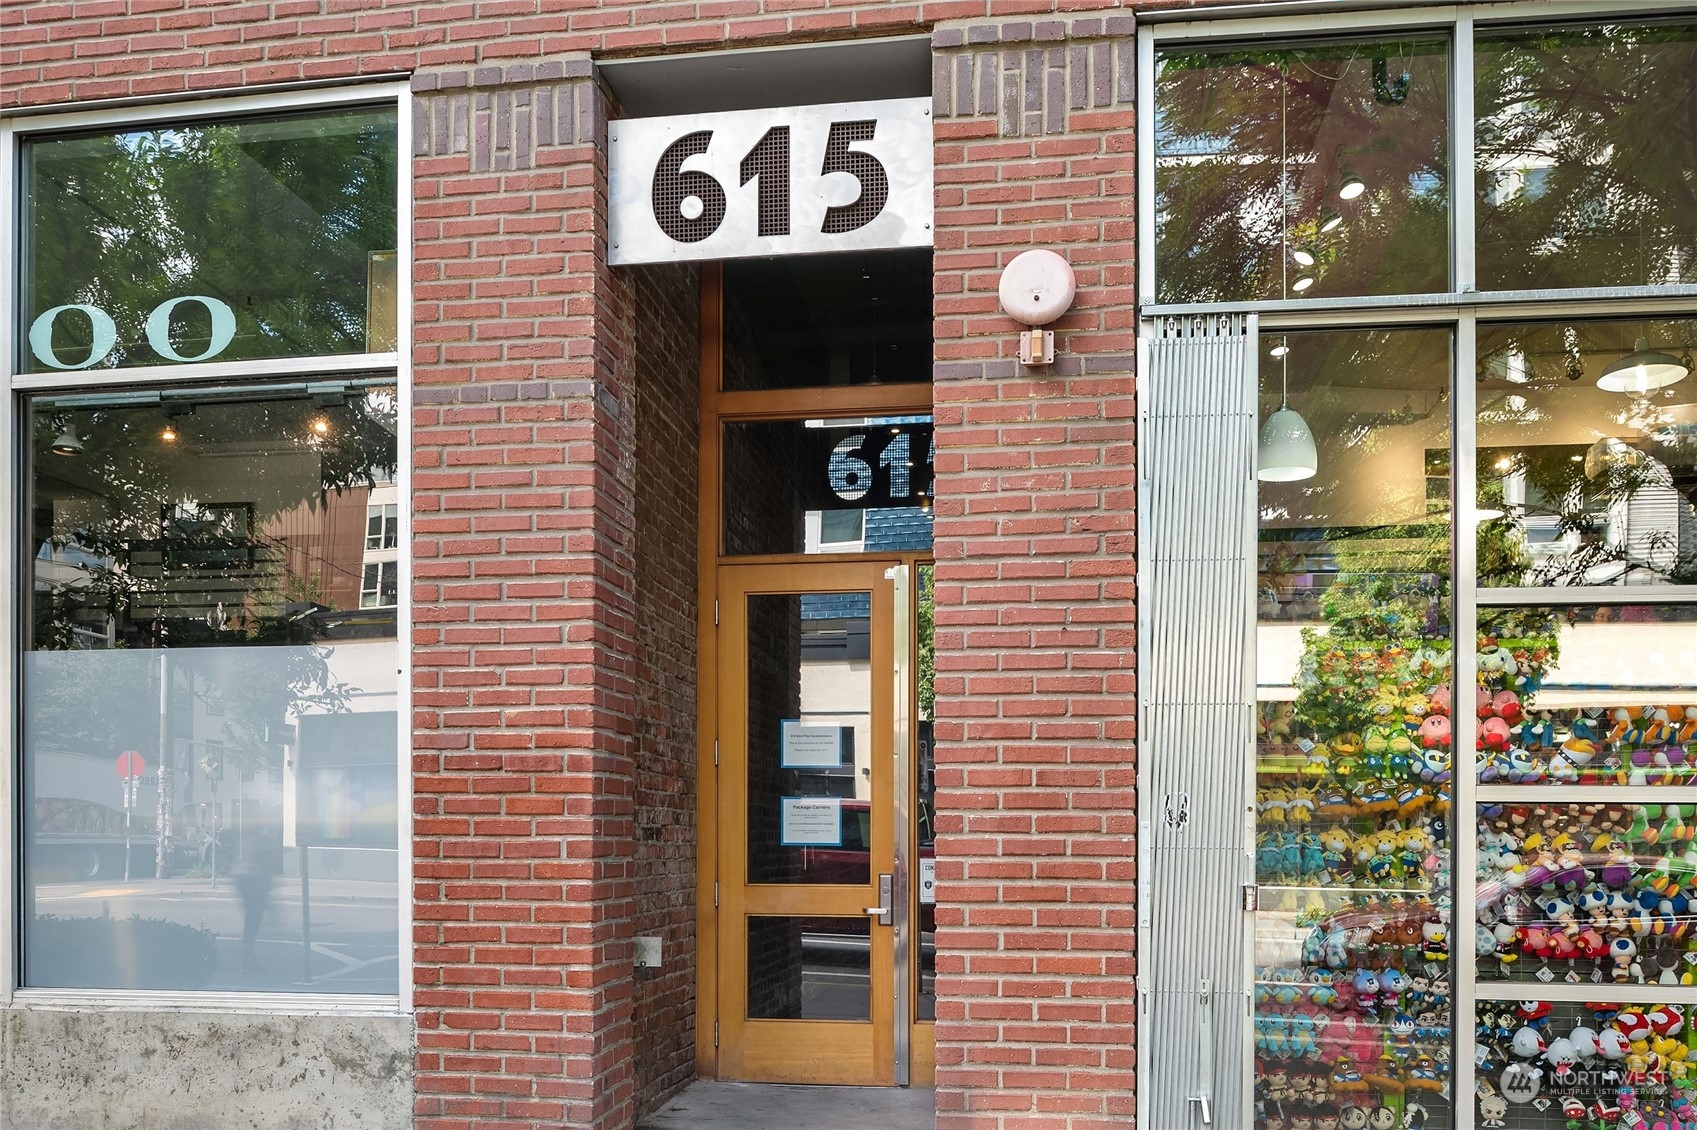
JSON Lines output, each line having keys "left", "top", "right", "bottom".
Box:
{"left": 1338, "top": 172, "right": 1366, "bottom": 200}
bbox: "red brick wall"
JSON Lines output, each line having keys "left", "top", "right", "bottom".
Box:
{"left": 409, "top": 64, "right": 641, "bottom": 1130}
{"left": 5, "top": 2, "right": 1022, "bottom": 109}
{"left": 627, "top": 262, "right": 702, "bottom": 1110}
{"left": 929, "top": 14, "right": 1139, "bottom": 1130}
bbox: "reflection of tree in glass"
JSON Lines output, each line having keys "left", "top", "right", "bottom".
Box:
{"left": 1476, "top": 22, "right": 1697, "bottom": 291}
{"left": 27, "top": 109, "right": 396, "bottom": 368}
{"left": 1479, "top": 318, "right": 1697, "bottom": 586}
{"left": 1485, "top": 446, "right": 1697, "bottom": 586}
{"left": 30, "top": 389, "right": 397, "bottom": 777}
{"left": 917, "top": 569, "right": 934, "bottom": 722}
{"left": 1155, "top": 41, "right": 1449, "bottom": 303}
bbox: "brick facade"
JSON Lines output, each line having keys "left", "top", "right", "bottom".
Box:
{"left": 2, "top": 3, "right": 1145, "bottom": 1130}
{"left": 929, "top": 16, "right": 1138, "bottom": 1130}
{"left": 627, "top": 262, "right": 702, "bottom": 1108}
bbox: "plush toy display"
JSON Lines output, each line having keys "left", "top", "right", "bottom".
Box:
{"left": 1472, "top": 1000, "right": 1697, "bottom": 1130}
{"left": 1256, "top": 590, "right": 1696, "bottom": 1130}
{"left": 1255, "top": 630, "right": 1457, "bottom": 1129}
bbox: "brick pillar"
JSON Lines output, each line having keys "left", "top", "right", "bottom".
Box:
{"left": 929, "top": 16, "right": 1139, "bottom": 1130}
{"left": 410, "top": 60, "right": 639, "bottom": 1130}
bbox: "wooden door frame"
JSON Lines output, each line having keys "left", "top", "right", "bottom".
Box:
{"left": 714, "top": 560, "right": 897, "bottom": 1084}
{"left": 694, "top": 262, "right": 933, "bottom": 1080}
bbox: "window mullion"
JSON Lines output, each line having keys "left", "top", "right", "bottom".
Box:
{"left": 1454, "top": 12, "right": 1476, "bottom": 293}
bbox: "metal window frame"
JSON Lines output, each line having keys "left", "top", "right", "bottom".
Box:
{"left": 0, "top": 82, "right": 413, "bottom": 1017}
{"left": 1138, "top": 8, "right": 1697, "bottom": 1130}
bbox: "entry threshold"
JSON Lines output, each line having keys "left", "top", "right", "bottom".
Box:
{"left": 637, "top": 1081, "right": 935, "bottom": 1130}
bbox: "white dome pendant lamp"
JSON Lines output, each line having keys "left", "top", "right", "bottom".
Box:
{"left": 1257, "top": 69, "right": 1318, "bottom": 483}
{"left": 1259, "top": 340, "right": 1318, "bottom": 482}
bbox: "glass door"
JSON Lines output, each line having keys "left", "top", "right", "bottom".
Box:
{"left": 716, "top": 561, "right": 898, "bottom": 1084}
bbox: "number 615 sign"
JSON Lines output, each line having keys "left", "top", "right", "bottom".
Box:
{"left": 608, "top": 98, "right": 933, "bottom": 266}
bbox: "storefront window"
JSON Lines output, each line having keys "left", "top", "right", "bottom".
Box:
{"left": 1155, "top": 38, "right": 1450, "bottom": 304}
{"left": 1151, "top": 14, "right": 1697, "bottom": 1130}
{"left": 21, "top": 106, "right": 397, "bottom": 372}
{"left": 1254, "top": 328, "right": 1455, "bottom": 1127}
{"left": 1467, "top": 602, "right": 1697, "bottom": 792}
{"left": 1475, "top": 795, "right": 1696, "bottom": 987}
{"left": 22, "top": 381, "right": 400, "bottom": 994}
{"left": 1476, "top": 20, "right": 1697, "bottom": 293}
{"left": 1477, "top": 318, "right": 1697, "bottom": 587}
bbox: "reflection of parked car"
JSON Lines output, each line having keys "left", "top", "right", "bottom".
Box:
{"left": 799, "top": 799, "right": 936, "bottom": 933}
{"left": 32, "top": 794, "right": 137, "bottom": 879}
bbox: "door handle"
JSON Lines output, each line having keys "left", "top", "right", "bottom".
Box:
{"left": 866, "top": 873, "right": 893, "bottom": 925}
{"left": 1186, "top": 978, "right": 1214, "bottom": 1124}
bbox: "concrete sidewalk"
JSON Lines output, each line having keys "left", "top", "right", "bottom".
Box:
{"left": 637, "top": 1082, "right": 936, "bottom": 1130}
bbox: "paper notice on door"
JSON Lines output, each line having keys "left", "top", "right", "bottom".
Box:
{"left": 780, "top": 720, "right": 845, "bottom": 768}
{"left": 779, "top": 796, "right": 842, "bottom": 846}
{"left": 918, "top": 857, "right": 936, "bottom": 905}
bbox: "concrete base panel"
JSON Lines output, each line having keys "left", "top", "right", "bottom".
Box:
{"left": 0, "top": 1010, "right": 413, "bottom": 1130}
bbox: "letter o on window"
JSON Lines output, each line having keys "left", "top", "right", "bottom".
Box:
{"left": 144, "top": 295, "right": 237, "bottom": 363}
{"left": 28, "top": 304, "right": 118, "bottom": 370}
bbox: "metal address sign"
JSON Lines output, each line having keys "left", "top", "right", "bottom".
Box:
{"left": 609, "top": 98, "right": 933, "bottom": 265}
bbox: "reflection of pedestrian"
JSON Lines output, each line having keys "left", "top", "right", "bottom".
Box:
{"left": 234, "top": 843, "right": 280, "bottom": 974}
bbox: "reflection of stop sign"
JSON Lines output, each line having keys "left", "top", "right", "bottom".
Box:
{"left": 115, "top": 750, "right": 146, "bottom": 779}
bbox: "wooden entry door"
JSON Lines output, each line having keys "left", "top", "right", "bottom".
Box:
{"left": 715, "top": 561, "right": 902, "bottom": 1085}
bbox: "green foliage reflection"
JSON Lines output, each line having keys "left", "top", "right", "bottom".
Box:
{"left": 25, "top": 107, "right": 396, "bottom": 370}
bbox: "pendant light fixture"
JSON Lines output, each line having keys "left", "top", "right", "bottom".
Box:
{"left": 1258, "top": 67, "right": 1319, "bottom": 483}
{"left": 1596, "top": 336, "right": 1690, "bottom": 393}
{"left": 1338, "top": 171, "right": 1366, "bottom": 200}
{"left": 1259, "top": 337, "right": 1318, "bottom": 482}
{"left": 51, "top": 424, "right": 83, "bottom": 456}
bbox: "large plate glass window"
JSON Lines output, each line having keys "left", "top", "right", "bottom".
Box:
{"left": 1476, "top": 317, "right": 1697, "bottom": 589}
{"left": 1148, "top": 13, "right": 1697, "bottom": 1130}
{"left": 22, "top": 381, "right": 400, "bottom": 993}
{"left": 21, "top": 106, "right": 397, "bottom": 372}
{"left": 1254, "top": 328, "right": 1455, "bottom": 1130}
{"left": 1475, "top": 20, "right": 1697, "bottom": 293}
{"left": 1154, "top": 37, "right": 1450, "bottom": 304}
